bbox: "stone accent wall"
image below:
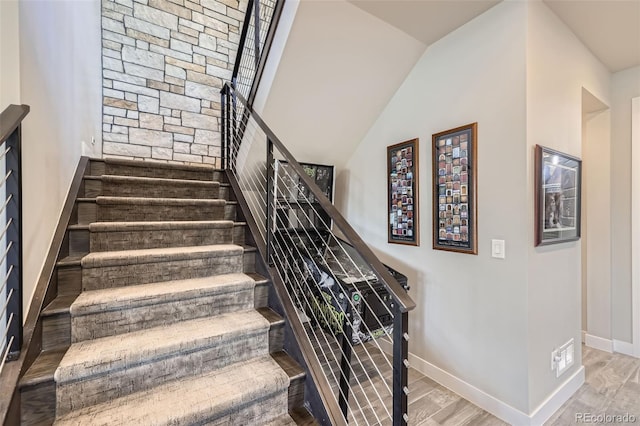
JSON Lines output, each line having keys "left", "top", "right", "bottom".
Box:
{"left": 101, "top": 0, "right": 246, "bottom": 165}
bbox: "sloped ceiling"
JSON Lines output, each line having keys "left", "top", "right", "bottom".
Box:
{"left": 261, "top": 0, "right": 426, "bottom": 169}
{"left": 544, "top": 0, "right": 640, "bottom": 72}
{"left": 350, "top": 0, "right": 640, "bottom": 73}
{"left": 349, "top": 0, "right": 500, "bottom": 46}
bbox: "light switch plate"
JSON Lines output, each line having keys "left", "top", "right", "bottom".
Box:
{"left": 491, "top": 239, "right": 505, "bottom": 259}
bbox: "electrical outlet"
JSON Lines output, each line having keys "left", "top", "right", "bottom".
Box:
{"left": 551, "top": 339, "right": 575, "bottom": 378}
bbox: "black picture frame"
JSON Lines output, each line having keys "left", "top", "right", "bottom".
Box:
{"left": 535, "top": 145, "right": 582, "bottom": 246}
{"left": 387, "top": 138, "right": 419, "bottom": 246}
{"left": 432, "top": 123, "right": 478, "bottom": 254}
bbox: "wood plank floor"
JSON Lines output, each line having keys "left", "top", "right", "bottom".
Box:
{"left": 546, "top": 345, "right": 640, "bottom": 425}
{"left": 311, "top": 330, "right": 640, "bottom": 425}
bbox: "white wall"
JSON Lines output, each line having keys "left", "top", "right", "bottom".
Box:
{"left": 20, "top": 0, "right": 102, "bottom": 315}
{"left": 0, "top": 0, "right": 21, "bottom": 108}
{"left": 343, "top": 1, "right": 531, "bottom": 414}
{"left": 583, "top": 106, "right": 611, "bottom": 342}
{"left": 261, "top": 0, "right": 425, "bottom": 170}
{"left": 525, "top": 0, "right": 610, "bottom": 411}
{"left": 611, "top": 66, "right": 640, "bottom": 344}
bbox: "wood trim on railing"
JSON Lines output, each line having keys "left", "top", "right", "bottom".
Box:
{"left": 226, "top": 84, "right": 416, "bottom": 313}
{"left": 0, "top": 105, "right": 30, "bottom": 144}
{"left": 227, "top": 172, "right": 346, "bottom": 426}
{"left": 0, "top": 156, "right": 90, "bottom": 425}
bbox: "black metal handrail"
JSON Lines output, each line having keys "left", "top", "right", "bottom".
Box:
{"left": 0, "top": 104, "right": 28, "bottom": 373}
{"left": 222, "top": 83, "right": 414, "bottom": 425}
{"left": 222, "top": 0, "right": 414, "bottom": 423}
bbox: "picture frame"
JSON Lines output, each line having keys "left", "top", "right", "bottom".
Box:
{"left": 535, "top": 145, "right": 582, "bottom": 246}
{"left": 387, "top": 138, "right": 419, "bottom": 246}
{"left": 432, "top": 123, "right": 477, "bottom": 254}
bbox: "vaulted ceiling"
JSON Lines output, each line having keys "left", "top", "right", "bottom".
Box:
{"left": 349, "top": 0, "right": 640, "bottom": 72}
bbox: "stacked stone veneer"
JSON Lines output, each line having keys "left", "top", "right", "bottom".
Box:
{"left": 101, "top": 0, "right": 247, "bottom": 165}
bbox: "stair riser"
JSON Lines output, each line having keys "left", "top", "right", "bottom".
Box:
{"left": 288, "top": 376, "right": 306, "bottom": 411}
{"left": 233, "top": 224, "right": 246, "bottom": 245}
{"left": 77, "top": 201, "right": 228, "bottom": 224}
{"left": 225, "top": 203, "right": 237, "bottom": 220}
{"left": 204, "top": 392, "right": 289, "bottom": 426}
{"left": 244, "top": 250, "right": 256, "bottom": 273}
{"left": 68, "top": 229, "right": 89, "bottom": 256}
{"left": 57, "top": 266, "right": 81, "bottom": 296}
{"left": 90, "top": 227, "right": 234, "bottom": 252}
{"left": 254, "top": 282, "right": 269, "bottom": 308}
{"left": 84, "top": 180, "right": 220, "bottom": 199}
{"left": 98, "top": 204, "right": 226, "bottom": 223}
{"left": 42, "top": 314, "right": 70, "bottom": 351}
{"left": 91, "top": 161, "right": 224, "bottom": 182}
{"left": 21, "top": 382, "right": 55, "bottom": 426}
{"left": 72, "top": 289, "right": 254, "bottom": 342}
{"left": 82, "top": 255, "right": 244, "bottom": 290}
{"left": 56, "top": 332, "right": 270, "bottom": 416}
{"left": 269, "top": 322, "right": 284, "bottom": 353}
{"left": 219, "top": 185, "right": 230, "bottom": 201}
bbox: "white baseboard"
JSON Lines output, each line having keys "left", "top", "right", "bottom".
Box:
{"left": 613, "top": 339, "right": 636, "bottom": 357}
{"left": 529, "top": 366, "right": 585, "bottom": 425}
{"left": 584, "top": 334, "right": 613, "bottom": 353}
{"left": 407, "top": 352, "right": 584, "bottom": 426}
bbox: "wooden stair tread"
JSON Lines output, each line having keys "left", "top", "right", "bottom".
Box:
{"left": 257, "top": 307, "right": 285, "bottom": 326}
{"left": 246, "top": 272, "right": 269, "bottom": 284}
{"left": 271, "top": 351, "right": 305, "bottom": 381}
{"left": 20, "top": 348, "right": 68, "bottom": 388}
{"left": 67, "top": 224, "right": 89, "bottom": 231}
{"left": 42, "top": 294, "right": 78, "bottom": 316}
{"left": 290, "top": 407, "right": 318, "bottom": 425}
{"left": 57, "top": 254, "right": 86, "bottom": 267}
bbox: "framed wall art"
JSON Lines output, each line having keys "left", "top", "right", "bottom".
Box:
{"left": 535, "top": 145, "right": 582, "bottom": 246}
{"left": 432, "top": 123, "right": 477, "bottom": 254}
{"left": 387, "top": 138, "right": 419, "bottom": 246}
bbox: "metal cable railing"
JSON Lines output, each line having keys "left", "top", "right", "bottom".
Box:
{"left": 0, "top": 104, "right": 28, "bottom": 375}
{"left": 222, "top": 1, "right": 414, "bottom": 423}
{"left": 221, "top": 84, "right": 414, "bottom": 425}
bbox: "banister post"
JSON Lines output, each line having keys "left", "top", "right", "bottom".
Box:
{"left": 221, "top": 86, "right": 227, "bottom": 170}
{"left": 5, "top": 123, "right": 23, "bottom": 361}
{"left": 392, "top": 307, "right": 409, "bottom": 426}
{"left": 266, "top": 138, "right": 274, "bottom": 266}
{"left": 338, "top": 305, "right": 353, "bottom": 419}
{"left": 253, "top": 0, "right": 261, "bottom": 69}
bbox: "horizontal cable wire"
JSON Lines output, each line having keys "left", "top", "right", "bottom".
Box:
{"left": 268, "top": 210, "right": 390, "bottom": 423}
{"left": 0, "top": 265, "right": 14, "bottom": 295}
{"left": 0, "top": 329, "right": 14, "bottom": 376}
{"left": 231, "top": 110, "right": 392, "bottom": 420}
{"left": 0, "top": 194, "right": 13, "bottom": 217}
{"left": 272, "top": 160, "right": 398, "bottom": 354}
{"left": 228, "top": 130, "right": 383, "bottom": 423}
{"left": 268, "top": 226, "right": 377, "bottom": 424}
{"left": 0, "top": 170, "right": 12, "bottom": 188}
{"left": 0, "top": 146, "right": 12, "bottom": 161}
{"left": 0, "top": 288, "right": 13, "bottom": 321}
{"left": 0, "top": 218, "right": 13, "bottom": 243}
{"left": 0, "top": 241, "right": 13, "bottom": 266}
{"left": 231, "top": 148, "right": 388, "bottom": 422}
{"left": 270, "top": 174, "right": 393, "bottom": 406}
{"left": 269, "top": 179, "right": 394, "bottom": 413}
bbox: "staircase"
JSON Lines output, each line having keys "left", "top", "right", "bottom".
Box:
{"left": 18, "top": 158, "right": 315, "bottom": 425}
